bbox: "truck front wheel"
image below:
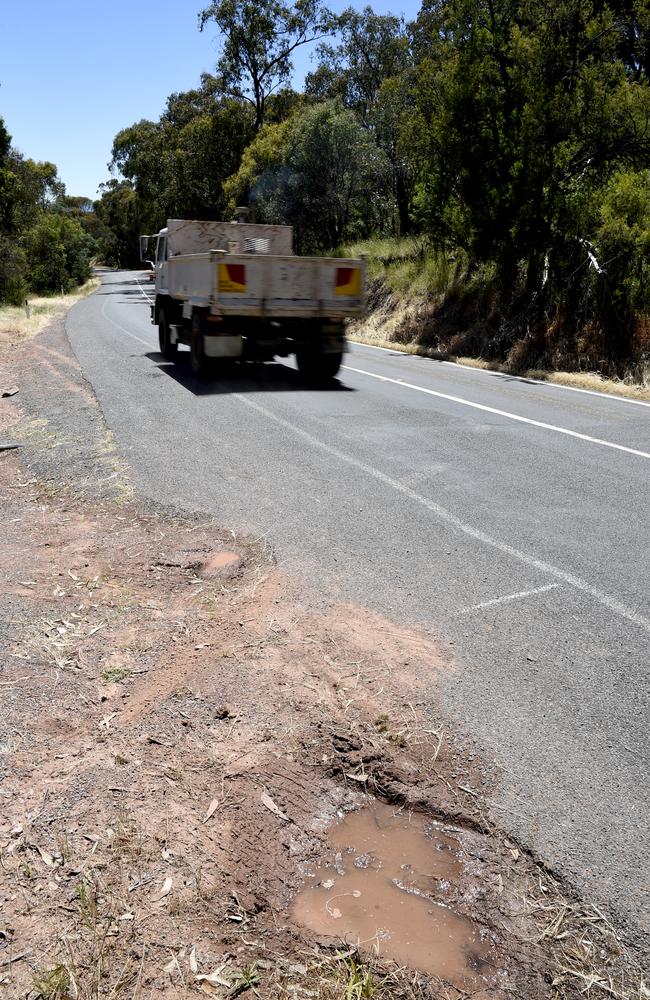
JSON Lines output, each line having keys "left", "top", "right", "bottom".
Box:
{"left": 190, "top": 312, "right": 212, "bottom": 380}
{"left": 158, "top": 309, "right": 177, "bottom": 361}
{"left": 296, "top": 347, "right": 343, "bottom": 382}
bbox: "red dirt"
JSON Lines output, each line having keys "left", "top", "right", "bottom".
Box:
{"left": 0, "top": 319, "right": 640, "bottom": 1000}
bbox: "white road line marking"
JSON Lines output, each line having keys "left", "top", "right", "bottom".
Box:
{"left": 459, "top": 583, "right": 561, "bottom": 613}
{"left": 350, "top": 341, "right": 650, "bottom": 409}
{"left": 100, "top": 300, "right": 153, "bottom": 348}
{"left": 342, "top": 365, "right": 650, "bottom": 460}
{"left": 233, "top": 392, "right": 650, "bottom": 634}
{"left": 135, "top": 277, "right": 154, "bottom": 304}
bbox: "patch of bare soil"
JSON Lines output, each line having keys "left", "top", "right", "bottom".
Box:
{"left": 0, "top": 329, "right": 645, "bottom": 1000}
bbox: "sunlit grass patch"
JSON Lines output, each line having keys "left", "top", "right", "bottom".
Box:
{"left": 0, "top": 278, "right": 99, "bottom": 345}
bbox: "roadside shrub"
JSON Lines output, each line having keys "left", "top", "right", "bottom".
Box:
{"left": 0, "top": 234, "right": 28, "bottom": 305}
{"left": 595, "top": 170, "right": 650, "bottom": 318}
{"left": 24, "top": 214, "right": 95, "bottom": 294}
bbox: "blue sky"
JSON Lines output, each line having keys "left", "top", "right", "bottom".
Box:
{"left": 0, "top": 0, "right": 420, "bottom": 200}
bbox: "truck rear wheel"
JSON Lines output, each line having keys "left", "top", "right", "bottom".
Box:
{"left": 190, "top": 312, "right": 212, "bottom": 380}
{"left": 296, "top": 347, "right": 343, "bottom": 382}
{"left": 158, "top": 309, "right": 177, "bottom": 361}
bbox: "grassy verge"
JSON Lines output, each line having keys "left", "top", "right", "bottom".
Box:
{"left": 0, "top": 278, "right": 99, "bottom": 346}
{"left": 350, "top": 332, "right": 650, "bottom": 403}
{"left": 345, "top": 237, "right": 650, "bottom": 403}
{"left": 454, "top": 357, "right": 650, "bottom": 402}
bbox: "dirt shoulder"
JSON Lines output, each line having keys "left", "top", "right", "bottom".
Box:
{"left": 0, "top": 314, "right": 645, "bottom": 998}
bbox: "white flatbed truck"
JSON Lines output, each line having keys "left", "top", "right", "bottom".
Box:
{"left": 140, "top": 219, "right": 366, "bottom": 380}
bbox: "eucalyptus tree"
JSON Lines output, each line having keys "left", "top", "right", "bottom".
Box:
{"left": 199, "top": 0, "right": 335, "bottom": 128}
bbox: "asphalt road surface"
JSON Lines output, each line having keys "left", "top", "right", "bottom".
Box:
{"left": 67, "top": 271, "right": 649, "bottom": 960}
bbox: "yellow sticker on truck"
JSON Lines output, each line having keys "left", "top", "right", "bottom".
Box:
{"left": 335, "top": 266, "right": 361, "bottom": 297}
{"left": 218, "top": 262, "right": 247, "bottom": 294}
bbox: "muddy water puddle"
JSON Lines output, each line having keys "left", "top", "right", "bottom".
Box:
{"left": 293, "top": 802, "right": 492, "bottom": 986}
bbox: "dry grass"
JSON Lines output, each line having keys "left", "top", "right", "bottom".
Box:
{"left": 349, "top": 330, "right": 650, "bottom": 403}
{"left": 0, "top": 278, "right": 99, "bottom": 346}
{"left": 523, "top": 873, "right": 649, "bottom": 1000}
{"left": 457, "top": 357, "right": 650, "bottom": 402}
{"left": 269, "top": 951, "right": 435, "bottom": 1000}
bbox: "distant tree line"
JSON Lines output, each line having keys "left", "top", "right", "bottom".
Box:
{"left": 0, "top": 118, "right": 102, "bottom": 304}
{"left": 6, "top": 0, "right": 648, "bottom": 369}
{"left": 96, "top": 0, "right": 650, "bottom": 369}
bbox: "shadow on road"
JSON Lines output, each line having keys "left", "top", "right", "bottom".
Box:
{"left": 96, "top": 283, "right": 152, "bottom": 298}
{"left": 143, "top": 353, "right": 355, "bottom": 396}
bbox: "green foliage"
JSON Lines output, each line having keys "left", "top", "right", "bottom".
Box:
{"left": 105, "top": 82, "right": 257, "bottom": 244}
{"left": 306, "top": 8, "right": 415, "bottom": 233}
{"left": 0, "top": 115, "right": 96, "bottom": 302}
{"left": 596, "top": 169, "right": 650, "bottom": 314}
{"left": 336, "top": 953, "right": 376, "bottom": 1000}
{"left": 223, "top": 117, "right": 294, "bottom": 211}
{"left": 199, "top": 0, "right": 335, "bottom": 128}
{"left": 0, "top": 234, "right": 28, "bottom": 304}
{"left": 88, "top": 0, "right": 649, "bottom": 371}
{"left": 24, "top": 213, "right": 95, "bottom": 293}
{"left": 345, "top": 235, "right": 467, "bottom": 297}
{"left": 307, "top": 6, "right": 411, "bottom": 122}
{"left": 227, "top": 102, "right": 393, "bottom": 251}
{"left": 31, "top": 964, "right": 72, "bottom": 999}
{"left": 0, "top": 117, "right": 19, "bottom": 233}
{"left": 405, "top": 0, "right": 650, "bottom": 358}
{"left": 94, "top": 180, "right": 142, "bottom": 268}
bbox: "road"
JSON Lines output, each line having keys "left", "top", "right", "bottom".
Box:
{"left": 67, "top": 271, "right": 650, "bottom": 959}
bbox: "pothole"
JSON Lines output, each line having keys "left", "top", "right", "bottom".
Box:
{"left": 292, "top": 801, "right": 495, "bottom": 988}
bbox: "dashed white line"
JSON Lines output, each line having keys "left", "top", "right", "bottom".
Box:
{"left": 100, "top": 300, "right": 152, "bottom": 348}
{"left": 233, "top": 391, "right": 650, "bottom": 634}
{"left": 459, "top": 583, "right": 561, "bottom": 613}
{"left": 342, "top": 365, "right": 650, "bottom": 460}
{"left": 135, "top": 276, "right": 154, "bottom": 304}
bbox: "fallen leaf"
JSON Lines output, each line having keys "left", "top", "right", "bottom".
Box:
{"left": 196, "top": 966, "right": 231, "bottom": 988}
{"left": 163, "top": 957, "right": 177, "bottom": 974}
{"left": 152, "top": 876, "right": 173, "bottom": 901}
{"left": 35, "top": 846, "right": 54, "bottom": 867}
{"left": 204, "top": 798, "right": 219, "bottom": 823}
{"left": 260, "top": 791, "right": 288, "bottom": 821}
{"left": 345, "top": 772, "right": 368, "bottom": 783}
{"left": 189, "top": 947, "right": 198, "bottom": 974}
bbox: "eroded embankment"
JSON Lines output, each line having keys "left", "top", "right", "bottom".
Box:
{"left": 348, "top": 276, "right": 650, "bottom": 401}
{"left": 0, "top": 316, "right": 645, "bottom": 999}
